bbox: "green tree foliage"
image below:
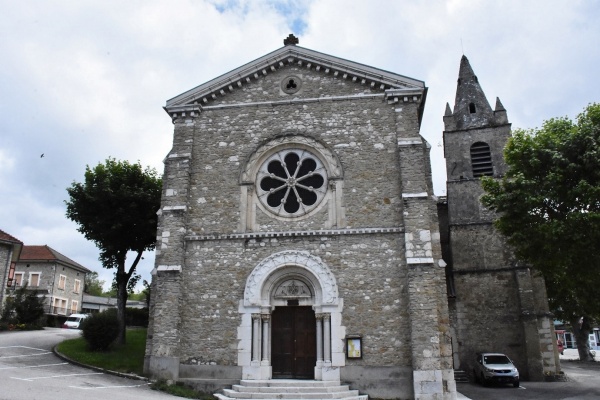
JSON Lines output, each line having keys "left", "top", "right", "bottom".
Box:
{"left": 66, "top": 158, "right": 162, "bottom": 344}
{"left": 128, "top": 279, "right": 151, "bottom": 308}
{"left": 84, "top": 271, "right": 106, "bottom": 296}
{"left": 81, "top": 309, "right": 120, "bottom": 351}
{"left": 481, "top": 103, "right": 600, "bottom": 361}
{"left": 0, "top": 284, "right": 46, "bottom": 329}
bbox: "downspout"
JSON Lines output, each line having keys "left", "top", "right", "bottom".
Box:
{"left": 50, "top": 263, "right": 57, "bottom": 313}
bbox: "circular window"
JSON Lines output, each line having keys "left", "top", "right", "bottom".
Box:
{"left": 281, "top": 75, "right": 302, "bottom": 94}
{"left": 257, "top": 149, "right": 328, "bottom": 218}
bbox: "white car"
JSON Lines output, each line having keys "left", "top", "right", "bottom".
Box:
{"left": 473, "top": 352, "right": 520, "bottom": 387}
{"left": 62, "top": 313, "right": 89, "bottom": 329}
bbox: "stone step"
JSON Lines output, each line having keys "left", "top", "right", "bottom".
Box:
{"left": 215, "top": 380, "right": 367, "bottom": 400}
{"left": 232, "top": 384, "right": 351, "bottom": 393}
{"left": 454, "top": 370, "right": 469, "bottom": 383}
{"left": 222, "top": 389, "right": 361, "bottom": 399}
{"left": 216, "top": 395, "right": 368, "bottom": 400}
{"left": 239, "top": 380, "right": 343, "bottom": 388}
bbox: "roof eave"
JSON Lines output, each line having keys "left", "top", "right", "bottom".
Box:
{"left": 165, "top": 45, "right": 425, "bottom": 112}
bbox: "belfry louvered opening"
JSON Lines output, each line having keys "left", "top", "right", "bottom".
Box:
{"left": 470, "top": 142, "right": 493, "bottom": 177}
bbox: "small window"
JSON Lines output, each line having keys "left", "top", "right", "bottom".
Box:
{"left": 281, "top": 75, "right": 302, "bottom": 94}
{"left": 13, "top": 272, "right": 24, "bottom": 287}
{"left": 74, "top": 279, "right": 81, "bottom": 294}
{"left": 29, "top": 273, "right": 40, "bottom": 287}
{"left": 470, "top": 142, "right": 493, "bottom": 177}
{"left": 58, "top": 274, "right": 67, "bottom": 290}
{"left": 53, "top": 297, "right": 68, "bottom": 315}
{"left": 71, "top": 300, "right": 79, "bottom": 314}
{"left": 469, "top": 102, "right": 477, "bottom": 114}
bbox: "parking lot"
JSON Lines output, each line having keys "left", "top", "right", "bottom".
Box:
{"left": 3, "top": 329, "right": 599, "bottom": 400}
{"left": 458, "top": 352, "right": 600, "bottom": 400}
{"left": 0, "top": 329, "right": 174, "bottom": 400}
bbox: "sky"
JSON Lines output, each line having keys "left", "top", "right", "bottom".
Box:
{"left": 1, "top": 0, "right": 599, "bottom": 292}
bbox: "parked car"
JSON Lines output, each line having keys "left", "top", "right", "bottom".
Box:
{"left": 557, "top": 339, "right": 565, "bottom": 355}
{"left": 473, "top": 352, "right": 520, "bottom": 387}
{"left": 62, "top": 313, "right": 89, "bottom": 329}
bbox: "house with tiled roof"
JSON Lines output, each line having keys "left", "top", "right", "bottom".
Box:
{"left": 13, "top": 245, "right": 91, "bottom": 318}
{"left": 0, "top": 229, "right": 23, "bottom": 314}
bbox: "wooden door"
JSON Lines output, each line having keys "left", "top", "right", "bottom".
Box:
{"left": 271, "top": 306, "right": 316, "bottom": 379}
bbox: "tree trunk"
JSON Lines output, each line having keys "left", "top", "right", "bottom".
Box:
{"left": 570, "top": 316, "right": 594, "bottom": 361}
{"left": 115, "top": 269, "right": 128, "bottom": 345}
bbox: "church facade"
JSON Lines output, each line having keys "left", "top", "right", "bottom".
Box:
{"left": 144, "top": 36, "right": 558, "bottom": 399}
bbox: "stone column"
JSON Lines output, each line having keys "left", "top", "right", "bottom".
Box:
{"left": 323, "top": 313, "right": 331, "bottom": 363}
{"left": 261, "top": 314, "right": 270, "bottom": 364}
{"left": 315, "top": 313, "right": 324, "bottom": 366}
{"left": 252, "top": 314, "right": 261, "bottom": 364}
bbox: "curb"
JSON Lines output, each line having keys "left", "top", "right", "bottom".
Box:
{"left": 52, "top": 345, "right": 150, "bottom": 382}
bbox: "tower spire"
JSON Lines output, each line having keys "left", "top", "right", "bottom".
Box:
{"left": 451, "top": 55, "right": 494, "bottom": 130}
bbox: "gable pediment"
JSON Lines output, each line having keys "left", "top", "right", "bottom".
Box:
{"left": 164, "top": 44, "right": 426, "bottom": 118}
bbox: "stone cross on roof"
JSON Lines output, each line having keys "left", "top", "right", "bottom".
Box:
{"left": 283, "top": 34, "right": 299, "bottom": 46}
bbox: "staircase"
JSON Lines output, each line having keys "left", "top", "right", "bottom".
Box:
{"left": 454, "top": 370, "right": 469, "bottom": 383}
{"left": 214, "top": 380, "right": 368, "bottom": 400}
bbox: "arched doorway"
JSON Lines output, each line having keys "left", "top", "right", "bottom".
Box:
{"left": 239, "top": 250, "right": 343, "bottom": 381}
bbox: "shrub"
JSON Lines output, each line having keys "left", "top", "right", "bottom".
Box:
{"left": 125, "top": 307, "right": 149, "bottom": 327}
{"left": 151, "top": 380, "right": 216, "bottom": 399}
{"left": 0, "top": 285, "right": 46, "bottom": 329}
{"left": 81, "top": 309, "right": 119, "bottom": 351}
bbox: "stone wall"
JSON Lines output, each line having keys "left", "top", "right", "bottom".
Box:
{"left": 147, "top": 56, "right": 455, "bottom": 399}
{"left": 444, "top": 124, "right": 511, "bottom": 183}
{"left": 177, "top": 233, "right": 411, "bottom": 366}
{"left": 443, "top": 92, "right": 558, "bottom": 381}
{"left": 13, "top": 261, "right": 85, "bottom": 314}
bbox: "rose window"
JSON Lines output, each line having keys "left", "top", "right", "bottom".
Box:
{"left": 257, "top": 149, "right": 328, "bottom": 217}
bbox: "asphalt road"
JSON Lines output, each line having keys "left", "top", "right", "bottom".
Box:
{"left": 457, "top": 359, "right": 600, "bottom": 400}
{"left": 0, "top": 328, "right": 177, "bottom": 400}
{"left": 4, "top": 329, "right": 599, "bottom": 400}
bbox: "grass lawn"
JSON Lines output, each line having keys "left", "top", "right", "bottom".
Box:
{"left": 57, "top": 328, "right": 215, "bottom": 399}
{"left": 57, "top": 328, "right": 146, "bottom": 376}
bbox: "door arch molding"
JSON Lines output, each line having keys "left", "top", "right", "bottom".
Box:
{"left": 238, "top": 250, "right": 344, "bottom": 381}
{"left": 244, "top": 250, "right": 339, "bottom": 308}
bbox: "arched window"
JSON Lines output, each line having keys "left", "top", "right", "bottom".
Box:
{"left": 470, "top": 142, "right": 493, "bottom": 177}
{"left": 469, "top": 102, "right": 477, "bottom": 114}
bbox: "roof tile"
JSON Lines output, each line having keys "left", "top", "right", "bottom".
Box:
{"left": 19, "top": 245, "right": 91, "bottom": 273}
{"left": 0, "top": 229, "right": 22, "bottom": 244}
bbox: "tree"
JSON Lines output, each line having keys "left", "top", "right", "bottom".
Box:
{"left": 481, "top": 103, "right": 600, "bottom": 361}
{"left": 66, "top": 158, "right": 162, "bottom": 344}
{"left": 128, "top": 279, "right": 151, "bottom": 307}
{"left": 84, "top": 271, "right": 106, "bottom": 296}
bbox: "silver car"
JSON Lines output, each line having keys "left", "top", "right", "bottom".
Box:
{"left": 473, "top": 352, "right": 520, "bottom": 387}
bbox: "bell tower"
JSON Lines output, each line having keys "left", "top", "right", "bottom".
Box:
{"left": 442, "top": 55, "right": 558, "bottom": 380}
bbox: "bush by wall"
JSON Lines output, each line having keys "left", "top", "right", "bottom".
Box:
{"left": 0, "top": 285, "right": 46, "bottom": 330}
{"left": 80, "top": 309, "right": 119, "bottom": 351}
{"left": 125, "top": 307, "right": 149, "bottom": 327}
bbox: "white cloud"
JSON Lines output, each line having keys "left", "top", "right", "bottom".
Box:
{"left": 1, "top": 0, "right": 598, "bottom": 290}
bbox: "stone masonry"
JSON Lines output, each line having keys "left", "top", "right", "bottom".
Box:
{"left": 441, "top": 56, "right": 558, "bottom": 381}
{"left": 145, "top": 40, "right": 557, "bottom": 399}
